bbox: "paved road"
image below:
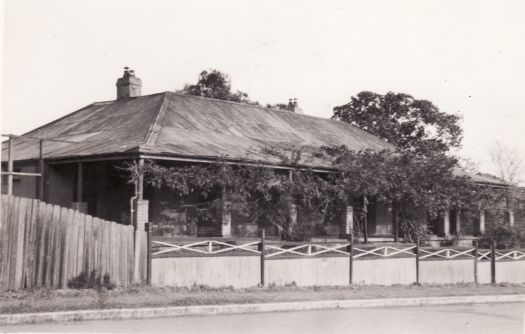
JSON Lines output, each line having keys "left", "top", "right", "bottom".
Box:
{"left": 2, "top": 302, "right": 524, "bottom": 334}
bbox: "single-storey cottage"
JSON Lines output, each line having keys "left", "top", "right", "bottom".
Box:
{"left": 1, "top": 69, "right": 511, "bottom": 240}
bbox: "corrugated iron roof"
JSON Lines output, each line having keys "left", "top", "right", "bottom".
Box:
{"left": 2, "top": 92, "right": 394, "bottom": 168}
{"left": 452, "top": 169, "right": 508, "bottom": 186}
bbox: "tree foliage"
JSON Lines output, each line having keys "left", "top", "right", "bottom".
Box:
{"left": 178, "top": 69, "right": 259, "bottom": 105}
{"left": 320, "top": 147, "right": 510, "bottom": 241}
{"left": 124, "top": 146, "right": 514, "bottom": 242}
{"left": 126, "top": 159, "right": 339, "bottom": 241}
{"left": 332, "top": 91, "right": 463, "bottom": 156}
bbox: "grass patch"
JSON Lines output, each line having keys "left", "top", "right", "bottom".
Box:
{"left": 1, "top": 283, "right": 524, "bottom": 314}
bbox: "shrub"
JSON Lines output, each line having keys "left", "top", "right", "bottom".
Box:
{"left": 479, "top": 225, "right": 524, "bottom": 249}
{"left": 67, "top": 270, "right": 115, "bottom": 290}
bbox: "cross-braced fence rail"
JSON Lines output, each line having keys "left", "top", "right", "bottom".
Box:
{"left": 152, "top": 240, "right": 261, "bottom": 256}
{"left": 152, "top": 240, "right": 420, "bottom": 259}
{"left": 151, "top": 239, "right": 524, "bottom": 261}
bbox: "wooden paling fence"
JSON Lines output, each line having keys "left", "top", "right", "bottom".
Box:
{"left": 0, "top": 195, "right": 137, "bottom": 290}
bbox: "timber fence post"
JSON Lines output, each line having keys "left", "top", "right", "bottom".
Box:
{"left": 348, "top": 234, "right": 353, "bottom": 285}
{"left": 474, "top": 240, "right": 478, "bottom": 284}
{"left": 490, "top": 239, "right": 496, "bottom": 284}
{"left": 146, "top": 222, "right": 152, "bottom": 285}
{"left": 133, "top": 199, "right": 149, "bottom": 284}
{"left": 260, "top": 229, "right": 265, "bottom": 287}
{"left": 415, "top": 237, "right": 420, "bottom": 285}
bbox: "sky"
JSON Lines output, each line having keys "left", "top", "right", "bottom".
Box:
{"left": 1, "top": 0, "right": 524, "bottom": 182}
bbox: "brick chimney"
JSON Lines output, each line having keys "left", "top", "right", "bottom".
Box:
{"left": 287, "top": 98, "right": 301, "bottom": 113}
{"left": 116, "top": 67, "right": 142, "bottom": 100}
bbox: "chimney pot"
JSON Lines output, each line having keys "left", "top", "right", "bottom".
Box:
{"left": 116, "top": 68, "right": 142, "bottom": 100}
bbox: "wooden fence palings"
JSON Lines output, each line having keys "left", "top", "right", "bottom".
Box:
{"left": 122, "top": 225, "right": 128, "bottom": 285}
{"left": 68, "top": 209, "right": 78, "bottom": 286}
{"left": 13, "top": 197, "right": 24, "bottom": 290}
{"left": 48, "top": 205, "right": 60, "bottom": 287}
{"left": 3, "top": 196, "right": 11, "bottom": 289}
{"left": 36, "top": 202, "right": 50, "bottom": 286}
{"left": 76, "top": 213, "right": 85, "bottom": 277}
{"left": 23, "top": 199, "right": 38, "bottom": 288}
{"left": 0, "top": 195, "right": 137, "bottom": 290}
{"left": 65, "top": 210, "right": 75, "bottom": 286}
{"left": 120, "top": 224, "right": 126, "bottom": 286}
{"left": 107, "top": 221, "right": 113, "bottom": 282}
{"left": 110, "top": 222, "right": 116, "bottom": 286}
{"left": 71, "top": 211, "right": 79, "bottom": 279}
{"left": 26, "top": 199, "right": 37, "bottom": 288}
{"left": 83, "top": 215, "right": 92, "bottom": 274}
{"left": 100, "top": 220, "right": 105, "bottom": 278}
{"left": 20, "top": 199, "right": 30, "bottom": 289}
{"left": 94, "top": 218, "right": 101, "bottom": 278}
{"left": 58, "top": 208, "right": 69, "bottom": 288}
{"left": 102, "top": 219, "right": 109, "bottom": 278}
{"left": 104, "top": 220, "right": 110, "bottom": 279}
{"left": 7, "top": 196, "right": 17, "bottom": 289}
{"left": 5, "top": 196, "right": 13, "bottom": 289}
{"left": 16, "top": 198, "right": 29, "bottom": 289}
{"left": 0, "top": 196, "right": 10, "bottom": 289}
{"left": 0, "top": 196, "right": 7, "bottom": 289}
{"left": 1, "top": 196, "right": 10, "bottom": 289}
{"left": 44, "top": 204, "right": 52, "bottom": 286}
{"left": 128, "top": 225, "right": 134, "bottom": 286}
{"left": 117, "top": 224, "right": 122, "bottom": 286}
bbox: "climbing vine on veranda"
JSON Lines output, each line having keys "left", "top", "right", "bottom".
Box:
{"left": 123, "top": 147, "right": 515, "bottom": 243}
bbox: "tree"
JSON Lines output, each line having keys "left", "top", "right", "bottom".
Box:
{"left": 489, "top": 141, "right": 523, "bottom": 186}
{"left": 488, "top": 141, "right": 524, "bottom": 245}
{"left": 332, "top": 91, "right": 463, "bottom": 156}
{"left": 178, "top": 69, "right": 259, "bottom": 105}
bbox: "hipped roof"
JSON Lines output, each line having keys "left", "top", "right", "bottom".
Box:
{"left": 2, "top": 92, "right": 394, "bottom": 169}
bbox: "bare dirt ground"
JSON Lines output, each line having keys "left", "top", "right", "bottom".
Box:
{"left": 1, "top": 283, "right": 524, "bottom": 314}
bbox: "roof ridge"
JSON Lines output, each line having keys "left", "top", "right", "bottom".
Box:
{"left": 167, "top": 91, "right": 307, "bottom": 115}
{"left": 89, "top": 92, "right": 166, "bottom": 104}
{"left": 16, "top": 93, "right": 165, "bottom": 138}
{"left": 165, "top": 92, "right": 393, "bottom": 147}
{"left": 144, "top": 92, "right": 169, "bottom": 146}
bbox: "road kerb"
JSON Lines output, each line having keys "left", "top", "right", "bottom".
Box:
{"left": 1, "top": 294, "right": 524, "bottom": 326}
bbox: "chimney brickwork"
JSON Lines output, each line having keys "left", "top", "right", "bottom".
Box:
{"left": 116, "top": 67, "right": 142, "bottom": 100}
